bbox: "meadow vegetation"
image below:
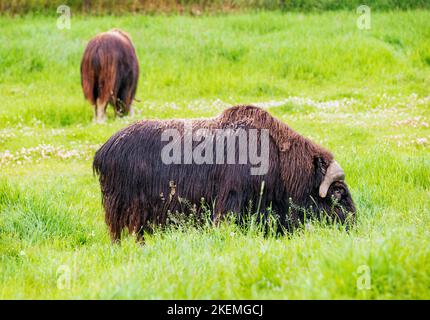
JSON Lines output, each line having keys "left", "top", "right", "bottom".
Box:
{"left": 0, "top": 10, "right": 429, "bottom": 298}
{"left": 1, "top": 0, "right": 430, "bottom": 15}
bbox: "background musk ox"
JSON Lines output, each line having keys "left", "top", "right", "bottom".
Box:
{"left": 93, "top": 105, "right": 355, "bottom": 241}
{"left": 81, "top": 29, "right": 139, "bottom": 123}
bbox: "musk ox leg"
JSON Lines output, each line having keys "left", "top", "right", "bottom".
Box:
{"left": 213, "top": 190, "right": 242, "bottom": 224}
{"left": 113, "top": 99, "right": 133, "bottom": 118}
{"left": 94, "top": 98, "right": 108, "bottom": 123}
{"left": 109, "top": 223, "right": 121, "bottom": 244}
{"left": 127, "top": 206, "right": 146, "bottom": 244}
{"left": 134, "top": 228, "right": 145, "bottom": 244}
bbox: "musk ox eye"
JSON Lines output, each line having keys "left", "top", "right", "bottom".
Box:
{"left": 332, "top": 188, "right": 344, "bottom": 201}
{"left": 333, "top": 188, "right": 346, "bottom": 200}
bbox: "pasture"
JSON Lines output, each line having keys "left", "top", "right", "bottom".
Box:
{"left": 0, "top": 10, "right": 429, "bottom": 299}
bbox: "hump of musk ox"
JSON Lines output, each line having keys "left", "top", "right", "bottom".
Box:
{"left": 93, "top": 105, "right": 356, "bottom": 241}
{"left": 81, "top": 29, "right": 139, "bottom": 123}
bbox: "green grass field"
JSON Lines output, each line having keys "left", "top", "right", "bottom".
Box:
{"left": 0, "top": 10, "right": 429, "bottom": 299}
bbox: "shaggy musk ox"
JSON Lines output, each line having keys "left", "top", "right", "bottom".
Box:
{"left": 81, "top": 29, "right": 139, "bottom": 123}
{"left": 93, "top": 105, "right": 355, "bottom": 241}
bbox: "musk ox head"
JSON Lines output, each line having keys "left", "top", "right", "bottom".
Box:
{"left": 311, "top": 158, "right": 355, "bottom": 225}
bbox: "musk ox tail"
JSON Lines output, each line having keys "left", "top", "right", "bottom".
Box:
{"left": 93, "top": 133, "right": 122, "bottom": 239}
{"left": 81, "top": 39, "right": 116, "bottom": 106}
{"left": 93, "top": 129, "right": 147, "bottom": 242}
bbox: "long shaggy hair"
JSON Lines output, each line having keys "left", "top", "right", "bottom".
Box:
{"left": 93, "top": 105, "right": 355, "bottom": 241}
{"left": 81, "top": 29, "right": 139, "bottom": 121}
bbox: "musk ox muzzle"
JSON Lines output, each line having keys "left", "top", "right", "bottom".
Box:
{"left": 93, "top": 105, "right": 355, "bottom": 241}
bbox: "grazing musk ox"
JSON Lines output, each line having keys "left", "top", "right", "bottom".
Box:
{"left": 81, "top": 29, "right": 139, "bottom": 123}
{"left": 93, "top": 105, "right": 355, "bottom": 241}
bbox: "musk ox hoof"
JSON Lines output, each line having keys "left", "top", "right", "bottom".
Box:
{"left": 129, "top": 106, "right": 135, "bottom": 117}
{"left": 93, "top": 112, "right": 108, "bottom": 124}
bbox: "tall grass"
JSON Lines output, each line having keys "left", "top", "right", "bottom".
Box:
{"left": 1, "top": 0, "right": 430, "bottom": 15}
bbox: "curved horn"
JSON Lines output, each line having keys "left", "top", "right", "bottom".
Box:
{"left": 319, "top": 160, "right": 345, "bottom": 198}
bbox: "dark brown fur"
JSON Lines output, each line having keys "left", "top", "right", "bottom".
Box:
{"left": 93, "top": 105, "right": 355, "bottom": 241}
{"left": 81, "top": 29, "right": 139, "bottom": 121}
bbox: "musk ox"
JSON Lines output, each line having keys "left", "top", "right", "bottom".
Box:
{"left": 81, "top": 29, "right": 139, "bottom": 123}
{"left": 93, "top": 105, "right": 355, "bottom": 241}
